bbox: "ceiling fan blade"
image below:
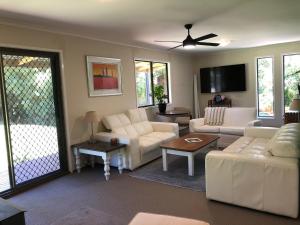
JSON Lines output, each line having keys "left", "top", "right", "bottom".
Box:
{"left": 168, "top": 44, "right": 183, "bottom": 50}
{"left": 197, "top": 42, "right": 220, "bottom": 46}
{"left": 194, "top": 33, "right": 218, "bottom": 42}
{"left": 155, "top": 40, "right": 182, "bottom": 43}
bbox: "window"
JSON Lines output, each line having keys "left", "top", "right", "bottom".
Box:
{"left": 256, "top": 57, "right": 274, "bottom": 117}
{"left": 283, "top": 54, "right": 300, "bottom": 112}
{"left": 135, "top": 60, "right": 169, "bottom": 107}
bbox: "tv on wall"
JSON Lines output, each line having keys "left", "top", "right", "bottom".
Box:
{"left": 200, "top": 64, "right": 246, "bottom": 93}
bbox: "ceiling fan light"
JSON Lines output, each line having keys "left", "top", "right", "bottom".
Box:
{"left": 183, "top": 44, "right": 195, "bottom": 49}
{"left": 219, "top": 39, "right": 231, "bottom": 47}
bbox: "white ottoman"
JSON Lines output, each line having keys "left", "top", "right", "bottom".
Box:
{"left": 129, "top": 212, "right": 209, "bottom": 225}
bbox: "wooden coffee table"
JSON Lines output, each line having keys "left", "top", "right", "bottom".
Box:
{"left": 160, "top": 133, "right": 219, "bottom": 176}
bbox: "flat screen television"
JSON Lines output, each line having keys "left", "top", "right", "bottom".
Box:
{"left": 200, "top": 64, "right": 246, "bottom": 93}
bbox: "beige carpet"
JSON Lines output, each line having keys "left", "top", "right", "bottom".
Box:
{"left": 8, "top": 166, "right": 300, "bottom": 225}
{"left": 51, "top": 206, "right": 122, "bottom": 225}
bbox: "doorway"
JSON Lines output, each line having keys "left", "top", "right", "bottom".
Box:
{"left": 0, "top": 48, "right": 67, "bottom": 195}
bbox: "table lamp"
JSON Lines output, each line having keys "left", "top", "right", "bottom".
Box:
{"left": 84, "top": 111, "right": 99, "bottom": 143}
{"left": 289, "top": 98, "right": 300, "bottom": 122}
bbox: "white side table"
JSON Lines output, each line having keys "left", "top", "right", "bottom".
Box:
{"left": 72, "top": 141, "right": 126, "bottom": 181}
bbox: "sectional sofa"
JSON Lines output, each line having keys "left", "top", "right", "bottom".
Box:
{"left": 206, "top": 123, "right": 300, "bottom": 218}
{"left": 95, "top": 108, "right": 179, "bottom": 170}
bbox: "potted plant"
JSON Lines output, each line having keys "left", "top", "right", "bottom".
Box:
{"left": 154, "top": 85, "right": 168, "bottom": 113}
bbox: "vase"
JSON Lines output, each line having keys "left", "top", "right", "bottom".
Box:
{"left": 158, "top": 103, "right": 167, "bottom": 113}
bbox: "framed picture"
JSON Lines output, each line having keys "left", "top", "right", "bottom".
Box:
{"left": 86, "top": 56, "right": 122, "bottom": 97}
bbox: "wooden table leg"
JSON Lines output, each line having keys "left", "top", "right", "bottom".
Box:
{"left": 162, "top": 148, "right": 168, "bottom": 172}
{"left": 103, "top": 154, "right": 110, "bottom": 181}
{"left": 90, "top": 156, "right": 95, "bottom": 168}
{"left": 74, "top": 148, "right": 81, "bottom": 173}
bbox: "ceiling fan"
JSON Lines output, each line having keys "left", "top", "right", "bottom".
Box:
{"left": 155, "top": 24, "right": 220, "bottom": 50}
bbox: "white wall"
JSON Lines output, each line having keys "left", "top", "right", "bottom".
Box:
{"left": 0, "top": 23, "right": 194, "bottom": 171}
{"left": 2, "top": 22, "right": 300, "bottom": 171}
{"left": 193, "top": 41, "right": 300, "bottom": 127}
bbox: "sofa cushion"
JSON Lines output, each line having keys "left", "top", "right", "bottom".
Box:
{"left": 242, "top": 138, "right": 271, "bottom": 156}
{"left": 204, "top": 107, "right": 226, "bottom": 125}
{"left": 133, "top": 121, "right": 153, "bottom": 135}
{"left": 223, "top": 107, "right": 256, "bottom": 126}
{"left": 192, "top": 125, "right": 220, "bottom": 133}
{"left": 128, "top": 108, "right": 148, "bottom": 123}
{"left": 102, "top": 113, "right": 131, "bottom": 130}
{"left": 268, "top": 123, "right": 300, "bottom": 158}
{"left": 224, "top": 137, "right": 254, "bottom": 153}
{"left": 112, "top": 125, "right": 139, "bottom": 138}
{"left": 220, "top": 126, "right": 245, "bottom": 136}
{"left": 143, "top": 132, "right": 176, "bottom": 143}
{"left": 139, "top": 136, "right": 161, "bottom": 154}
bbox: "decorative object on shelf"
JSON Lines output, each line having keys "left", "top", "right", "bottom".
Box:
{"left": 86, "top": 56, "right": 122, "bottom": 97}
{"left": 208, "top": 96, "right": 231, "bottom": 107}
{"left": 153, "top": 85, "right": 168, "bottom": 113}
{"left": 84, "top": 111, "right": 99, "bottom": 143}
{"left": 110, "top": 138, "right": 119, "bottom": 145}
{"left": 214, "top": 94, "right": 223, "bottom": 103}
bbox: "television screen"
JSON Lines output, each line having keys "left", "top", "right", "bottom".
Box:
{"left": 200, "top": 64, "right": 246, "bottom": 93}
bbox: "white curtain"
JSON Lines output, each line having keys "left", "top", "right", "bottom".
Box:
{"left": 193, "top": 74, "right": 201, "bottom": 118}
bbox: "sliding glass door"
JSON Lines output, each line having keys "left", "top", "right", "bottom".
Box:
{"left": 0, "top": 89, "right": 10, "bottom": 192}
{"left": 0, "top": 48, "right": 67, "bottom": 195}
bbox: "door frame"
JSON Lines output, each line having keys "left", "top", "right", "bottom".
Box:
{"left": 0, "top": 47, "right": 68, "bottom": 197}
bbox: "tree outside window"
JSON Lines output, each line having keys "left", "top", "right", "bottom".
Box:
{"left": 257, "top": 57, "right": 274, "bottom": 117}
{"left": 135, "top": 60, "right": 169, "bottom": 107}
{"left": 283, "top": 54, "right": 300, "bottom": 112}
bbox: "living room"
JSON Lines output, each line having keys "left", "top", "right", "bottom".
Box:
{"left": 0, "top": 0, "right": 299, "bottom": 225}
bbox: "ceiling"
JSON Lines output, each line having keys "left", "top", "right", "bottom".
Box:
{"left": 0, "top": 0, "right": 299, "bottom": 53}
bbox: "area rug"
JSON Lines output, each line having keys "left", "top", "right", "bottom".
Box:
{"left": 50, "top": 206, "right": 123, "bottom": 225}
{"left": 129, "top": 149, "right": 211, "bottom": 192}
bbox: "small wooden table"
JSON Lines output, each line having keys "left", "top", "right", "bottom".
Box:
{"left": 160, "top": 133, "right": 219, "bottom": 176}
{"left": 72, "top": 141, "right": 126, "bottom": 181}
{"left": 157, "top": 110, "right": 192, "bottom": 120}
{"left": 0, "top": 198, "right": 25, "bottom": 225}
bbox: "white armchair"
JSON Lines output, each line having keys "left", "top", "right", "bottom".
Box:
{"left": 95, "top": 108, "right": 178, "bottom": 170}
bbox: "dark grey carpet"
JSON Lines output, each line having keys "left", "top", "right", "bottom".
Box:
{"left": 8, "top": 166, "right": 300, "bottom": 225}
{"left": 129, "top": 153, "right": 207, "bottom": 192}
{"left": 50, "top": 206, "right": 122, "bottom": 225}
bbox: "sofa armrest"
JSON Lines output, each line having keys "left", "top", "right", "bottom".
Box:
{"left": 247, "top": 119, "right": 262, "bottom": 126}
{"left": 205, "top": 151, "right": 299, "bottom": 218}
{"left": 94, "top": 132, "right": 140, "bottom": 170}
{"left": 150, "top": 122, "right": 179, "bottom": 137}
{"left": 244, "top": 127, "right": 279, "bottom": 139}
{"left": 189, "top": 118, "right": 205, "bottom": 132}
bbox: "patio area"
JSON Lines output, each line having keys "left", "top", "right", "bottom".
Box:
{"left": 0, "top": 124, "right": 61, "bottom": 192}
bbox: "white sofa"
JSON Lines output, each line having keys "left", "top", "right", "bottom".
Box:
{"left": 190, "top": 107, "right": 261, "bottom": 147}
{"left": 206, "top": 123, "right": 300, "bottom": 218}
{"left": 95, "top": 108, "right": 179, "bottom": 170}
